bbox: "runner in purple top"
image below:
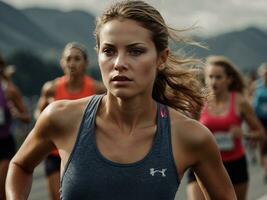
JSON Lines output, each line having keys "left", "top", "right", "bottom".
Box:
{"left": 0, "top": 54, "right": 30, "bottom": 199}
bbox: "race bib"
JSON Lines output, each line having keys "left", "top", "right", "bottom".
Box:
{"left": 214, "top": 132, "right": 234, "bottom": 151}
{"left": 0, "top": 106, "right": 5, "bottom": 125}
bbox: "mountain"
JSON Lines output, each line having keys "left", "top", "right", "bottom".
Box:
{"left": 0, "top": 1, "right": 62, "bottom": 56}
{"left": 0, "top": 1, "right": 97, "bottom": 64}
{"left": 22, "top": 8, "right": 97, "bottom": 63}
{"left": 190, "top": 27, "right": 267, "bottom": 72}
{"left": 1, "top": 1, "right": 267, "bottom": 72}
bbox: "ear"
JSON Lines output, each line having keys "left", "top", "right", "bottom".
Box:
{"left": 157, "top": 48, "right": 169, "bottom": 71}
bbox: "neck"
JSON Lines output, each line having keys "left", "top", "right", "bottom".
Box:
{"left": 213, "top": 90, "right": 230, "bottom": 103}
{"left": 100, "top": 94, "right": 157, "bottom": 134}
{"left": 65, "top": 75, "right": 84, "bottom": 90}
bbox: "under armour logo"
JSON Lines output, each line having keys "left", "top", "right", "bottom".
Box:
{"left": 150, "top": 168, "right": 167, "bottom": 177}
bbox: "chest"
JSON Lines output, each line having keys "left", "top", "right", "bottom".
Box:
{"left": 60, "top": 101, "right": 180, "bottom": 199}
{"left": 200, "top": 105, "right": 241, "bottom": 132}
{"left": 95, "top": 121, "right": 157, "bottom": 164}
{"left": 206, "top": 101, "right": 230, "bottom": 116}
{"left": 61, "top": 126, "right": 179, "bottom": 200}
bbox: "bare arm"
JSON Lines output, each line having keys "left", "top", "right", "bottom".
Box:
{"left": 238, "top": 94, "right": 265, "bottom": 140}
{"left": 34, "top": 80, "right": 55, "bottom": 119}
{"left": 192, "top": 125, "right": 236, "bottom": 199}
{"left": 6, "top": 82, "right": 30, "bottom": 123}
{"left": 175, "top": 118, "right": 236, "bottom": 200}
{"left": 247, "top": 81, "right": 256, "bottom": 102}
{"left": 5, "top": 102, "right": 61, "bottom": 199}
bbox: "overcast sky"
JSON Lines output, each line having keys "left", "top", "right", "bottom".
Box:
{"left": 2, "top": 0, "right": 267, "bottom": 36}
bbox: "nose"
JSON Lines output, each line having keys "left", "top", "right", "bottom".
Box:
{"left": 210, "top": 77, "right": 215, "bottom": 84}
{"left": 69, "top": 59, "right": 76, "bottom": 68}
{"left": 114, "top": 53, "right": 128, "bottom": 71}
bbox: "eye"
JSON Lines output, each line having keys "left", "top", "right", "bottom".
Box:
{"left": 103, "top": 47, "right": 115, "bottom": 56}
{"left": 216, "top": 75, "right": 222, "bottom": 80}
{"left": 128, "top": 48, "right": 145, "bottom": 56}
{"left": 74, "top": 56, "right": 82, "bottom": 62}
{"left": 65, "top": 57, "right": 71, "bottom": 63}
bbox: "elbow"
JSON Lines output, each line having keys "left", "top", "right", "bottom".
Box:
{"left": 9, "top": 160, "right": 33, "bottom": 174}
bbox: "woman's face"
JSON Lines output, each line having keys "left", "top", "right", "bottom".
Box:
{"left": 205, "top": 64, "right": 231, "bottom": 95}
{"left": 61, "top": 48, "right": 87, "bottom": 77}
{"left": 97, "top": 19, "right": 166, "bottom": 99}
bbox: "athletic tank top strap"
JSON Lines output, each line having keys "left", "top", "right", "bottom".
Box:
{"left": 60, "top": 94, "right": 103, "bottom": 179}
{"left": 201, "top": 91, "right": 238, "bottom": 118}
{"left": 51, "top": 76, "right": 96, "bottom": 156}
{"left": 156, "top": 103, "right": 174, "bottom": 156}
{"left": 77, "top": 94, "right": 103, "bottom": 137}
{"left": 229, "top": 91, "right": 237, "bottom": 116}
{"left": 60, "top": 97, "right": 180, "bottom": 200}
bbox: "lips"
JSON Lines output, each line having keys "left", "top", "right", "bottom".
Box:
{"left": 111, "top": 75, "right": 131, "bottom": 81}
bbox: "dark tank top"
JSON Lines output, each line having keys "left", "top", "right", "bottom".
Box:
{"left": 60, "top": 95, "right": 180, "bottom": 200}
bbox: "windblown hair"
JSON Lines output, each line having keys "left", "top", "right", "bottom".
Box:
{"left": 206, "top": 55, "right": 245, "bottom": 93}
{"left": 62, "top": 42, "right": 88, "bottom": 61}
{"left": 95, "top": 0, "right": 205, "bottom": 118}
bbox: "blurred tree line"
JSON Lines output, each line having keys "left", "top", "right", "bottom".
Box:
{"left": 6, "top": 50, "right": 102, "bottom": 97}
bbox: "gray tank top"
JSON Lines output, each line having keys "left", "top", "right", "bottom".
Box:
{"left": 60, "top": 95, "right": 180, "bottom": 200}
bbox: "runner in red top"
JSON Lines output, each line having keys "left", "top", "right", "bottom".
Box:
{"left": 34, "top": 42, "right": 106, "bottom": 200}
{"left": 50, "top": 75, "right": 97, "bottom": 157}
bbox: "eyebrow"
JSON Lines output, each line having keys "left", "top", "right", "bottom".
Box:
{"left": 102, "top": 42, "right": 145, "bottom": 47}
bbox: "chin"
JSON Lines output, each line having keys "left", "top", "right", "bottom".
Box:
{"left": 112, "top": 92, "right": 133, "bottom": 100}
{"left": 110, "top": 89, "right": 137, "bottom": 100}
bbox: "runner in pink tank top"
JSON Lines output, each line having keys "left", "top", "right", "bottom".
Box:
{"left": 187, "top": 56, "right": 265, "bottom": 200}
{"left": 200, "top": 92, "right": 244, "bottom": 162}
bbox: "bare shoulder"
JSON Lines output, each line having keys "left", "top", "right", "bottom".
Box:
{"left": 235, "top": 92, "right": 247, "bottom": 103}
{"left": 32, "top": 96, "right": 92, "bottom": 147}
{"left": 4, "top": 81, "right": 24, "bottom": 101}
{"left": 169, "top": 108, "right": 213, "bottom": 149}
{"left": 235, "top": 92, "right": 251, "bottom": 113}
{"left": 5, "top": 81, "right": 20, "bottom": 95}
{"left": 41, "top": 79, "right": 57, "bottom": 96}
{"left": 168, "top": 107, "right": 219, "bottom": 175}
{"left": 43, "top": 96, "right": 91, "bottom": 128}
